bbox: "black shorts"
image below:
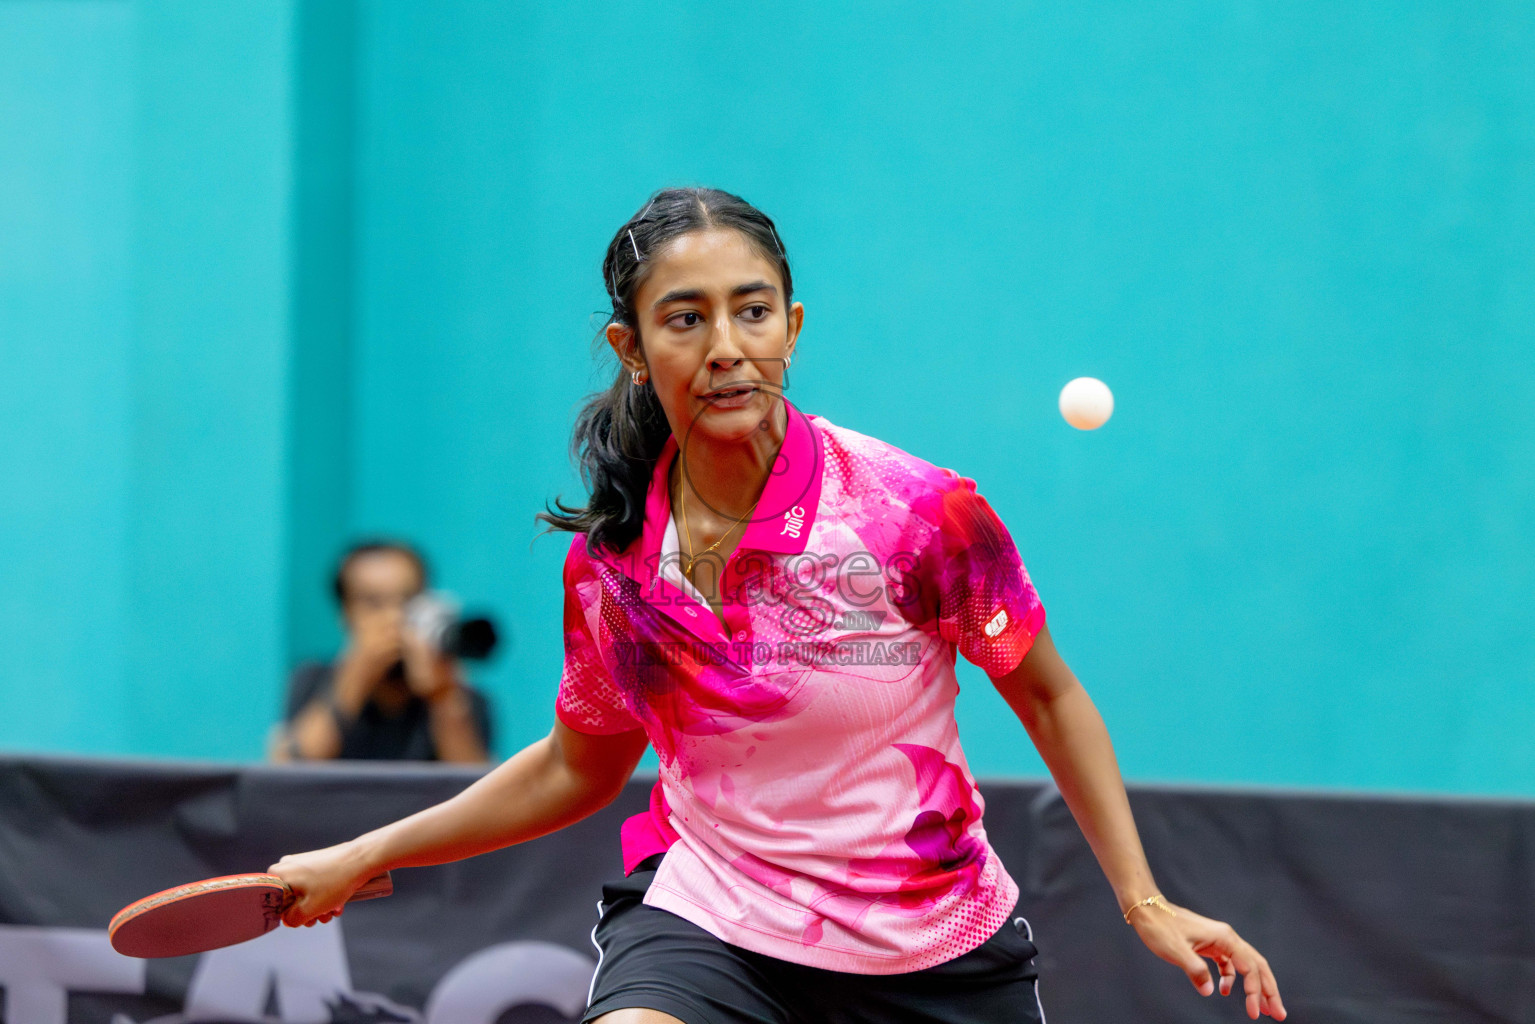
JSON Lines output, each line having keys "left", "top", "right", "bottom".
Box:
{"left": 582, "top": 854, "right": 1046, "bottom": 1024}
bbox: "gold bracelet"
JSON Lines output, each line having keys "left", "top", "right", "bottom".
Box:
{"left": 1123, "top": 893, "right": 1176, "bottom": 925}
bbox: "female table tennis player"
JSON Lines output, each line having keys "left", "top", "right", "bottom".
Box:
{"left": 269, "top": 187, "right": 1285, "bottom": 1023}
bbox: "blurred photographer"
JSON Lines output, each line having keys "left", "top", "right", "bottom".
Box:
{"left": 271, "top": 540, "right": 493, "bottom": 763}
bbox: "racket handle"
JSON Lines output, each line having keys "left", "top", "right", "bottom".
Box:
{"left": 347, "top": 871, "right": 394, "bottom": 903}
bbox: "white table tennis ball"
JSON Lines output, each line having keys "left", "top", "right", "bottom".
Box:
{"left": 1059, "top": 377, "right": 1114, "bottom": 430}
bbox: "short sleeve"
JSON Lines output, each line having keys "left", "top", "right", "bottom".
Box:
{"left": 921, "top": 470, "right": 1046, "bottom": 678}
{"left": 555, "top": 540, "right": 644, "bottom": 735}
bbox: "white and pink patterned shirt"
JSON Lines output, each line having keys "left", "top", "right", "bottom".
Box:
{"left": 556, "top": 398, "right": 1046, "bottom": 974}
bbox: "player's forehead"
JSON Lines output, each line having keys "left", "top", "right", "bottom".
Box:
{"left": 635, "top": 227, "right": 782, "bottom": 309}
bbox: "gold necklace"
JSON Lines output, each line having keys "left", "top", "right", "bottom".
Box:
{"left": 677, "top": 459, "right": 760, "bottom": 577}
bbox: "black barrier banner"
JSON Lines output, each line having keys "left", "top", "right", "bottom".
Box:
{"left": 0, "top": 755, "right": 1530, "bottom": 1023}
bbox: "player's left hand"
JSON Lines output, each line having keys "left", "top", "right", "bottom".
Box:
{"left": 1127, "top": 897, "right": 1286, "bottom": 1020}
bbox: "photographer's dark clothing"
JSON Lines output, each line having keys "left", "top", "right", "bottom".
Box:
{"left": 283, "top": 660, "right": 493, "bottom": 761}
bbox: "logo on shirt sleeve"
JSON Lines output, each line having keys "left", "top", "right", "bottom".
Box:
{"left": 984, "top": 608, "right": 1009, "bottom": 637}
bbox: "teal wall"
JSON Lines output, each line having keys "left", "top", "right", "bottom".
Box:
{"left": 1, "top": 1, "right": 135, "bottom": 753}
{"left": 3, "top": 1, "right": 1532, "bottom": 794}
{"left": 2, "top": 1, "right": 299, "bottom": 759}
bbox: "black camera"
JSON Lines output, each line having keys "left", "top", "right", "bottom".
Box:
{"left": 404, "top": 591, "right": 501, "bottom": 661}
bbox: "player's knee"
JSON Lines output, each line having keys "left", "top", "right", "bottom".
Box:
{"left": 590, "top": 1010, "right": 690, "bottom": 1024}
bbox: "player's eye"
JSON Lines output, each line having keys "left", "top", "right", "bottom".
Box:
{"left": 741, "top": 305, "right": 770, "bottom": 321}
{"left": 668, "top": 311, "right": 703, "bottom": 328}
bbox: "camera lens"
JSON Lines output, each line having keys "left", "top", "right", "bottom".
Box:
{"left": 444, "top": 617, "right": 498, "bottom": 661}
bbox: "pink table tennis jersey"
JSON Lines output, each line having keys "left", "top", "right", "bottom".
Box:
{"left": 556, "top": 398, "right": 1047, "bottom": 974}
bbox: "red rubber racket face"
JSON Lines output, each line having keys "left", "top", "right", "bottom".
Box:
{"left": 109, "top": 873, "right": 290, "bottom": 959}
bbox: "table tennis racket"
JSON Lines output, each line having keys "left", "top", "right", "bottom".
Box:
{"left": 108, "top": 870, "right": 393, "bottom": 958}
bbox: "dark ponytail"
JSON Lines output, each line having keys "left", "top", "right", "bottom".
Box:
{"left": 535, "top": 187, "right": 794, "bottom": 559}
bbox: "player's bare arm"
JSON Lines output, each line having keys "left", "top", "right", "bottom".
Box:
{"left": 269, "top": 722, "right": 648, "bottom": 926}
{"left": 990, "top": 624, "right": 1286, "bottom": 1020}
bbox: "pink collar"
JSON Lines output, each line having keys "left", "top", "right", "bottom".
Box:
{"left": 615, "top": 397, "right": 824, "bottom": 587}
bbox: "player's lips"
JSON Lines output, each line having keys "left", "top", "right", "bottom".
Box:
{"left": 701, "top": 384, "right": 759, "bottom": 408}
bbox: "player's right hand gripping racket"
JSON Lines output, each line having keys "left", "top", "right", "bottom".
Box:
{"left": 108, "top": 871, "right": 393, "bottom": 958}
